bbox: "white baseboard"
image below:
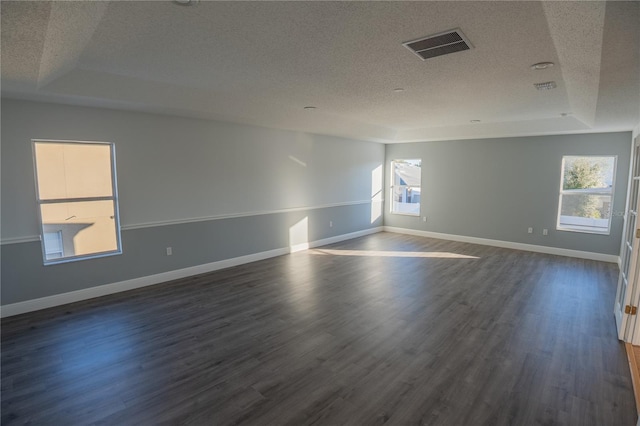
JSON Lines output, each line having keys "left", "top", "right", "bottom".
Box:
{"left": 0, "top": 227, "right": 383, "bottom": 318}
{"left": 308, "top": 228, "right": 382, "bottom": 249}
{"left": 383, "top": 226, "right": 620, "bottom": 264}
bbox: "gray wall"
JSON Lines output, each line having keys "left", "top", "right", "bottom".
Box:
{"left": 385, "top": 133, "right": 632, "bottom": 255}
{"left": 1, "top": 99, "right": 385, "bottom": 305}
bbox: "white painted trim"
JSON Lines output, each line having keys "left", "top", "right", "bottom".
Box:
{"left": 0, "top": 235, "right": 40, "bottom": 245}
{"left": 121, "top": 200, "right": 376, "bottom": 230}
{"left": 0, "top": 227, "right": 383, "bottom": 318}
{"left": 0, "top": 200, "right": 380, "bottom": 244}
{"left": 383, "top": 226, "right": 619, "bottom": 263}
{"left": 289, "top": 242, "right": 310, "bottom": 253}
{"left": 308, "top": 227, "right": 382, "bottom": 249}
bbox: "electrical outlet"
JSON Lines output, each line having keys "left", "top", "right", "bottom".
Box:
{"left": 329, "top": 221, "right": 333, "bottom": 228}
{"left": 527, "top": 227, "right": 533, "bottom": 234}
{"left": 543, "top": 229, "right": 548, "bottom": 236}
{"left": 166, "top": 247, "right": 172, "bottom": 256}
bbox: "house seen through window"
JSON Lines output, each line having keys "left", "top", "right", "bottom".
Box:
{"left": 391, "top": 159, "right": 421, "bottom": 216}
{"left": 33, "top": 140, "right": 122, "bottom": 264}
{"left": 557, "top": 155, "right": 616, "bottom": 235}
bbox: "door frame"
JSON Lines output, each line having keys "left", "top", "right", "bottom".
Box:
{"left": 616, "top": 134, "right": 640, "bottom": 341}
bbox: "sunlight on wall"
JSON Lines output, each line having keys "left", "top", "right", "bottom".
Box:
{"left": 289, "top": 217, "right": 309, "bottom": 252}
{"left": 288, "top": 155, "right": 307, "bottom": 167}
{"left": 371, "top": 164, "right": 383, "bottom": 223}
{"left": 309, "top": 249, "right": 479, "bottom": 259}
{"left": 279, "top": 152, "right": 310, "bottom": 210}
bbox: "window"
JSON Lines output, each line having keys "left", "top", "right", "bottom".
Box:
{"left": 391, "top": 159, "right": 421, "bottom": 216}
{"left": 557, "top": 155, "right": 616, "bottom": 235}
{"left": 33, "top": 140, "right": 122, "bottom": 264}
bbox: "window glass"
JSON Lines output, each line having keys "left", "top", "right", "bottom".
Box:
{"left": 33, "top": 141, "right": 121, "bottom": 264}
{"left": 391, "top": 159, "right": 421, "bottom": 216}
{"left": 557, "top": 156, "right": 616, "bottom": 234}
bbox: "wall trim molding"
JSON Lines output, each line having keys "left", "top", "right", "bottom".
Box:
{"left": 121, "top": 200, "right": 377, "bottom": 231}
{"left": 0, "top": 227, "right": 383, "bottom": 318}
{"left": 0, "top": 199, "right": 381, "bottom": 245}
{"left": 0, "top": 235, "right": 40, "bottom": 245}
{"left": 383, "top": 226, "right": 620, "bottom": 264}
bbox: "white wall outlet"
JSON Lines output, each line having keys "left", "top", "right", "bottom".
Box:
{"left": 423, "top": 216, "right": 427, "bottom": 222}
{"left": 166, "top": 247, "right": 172, "bottom": 256}
{"left": 527, "top": 227, "right": 533, "bottom": 234}
{"left": 329, "top": 221, "right": 333, "bottom": 228}
{"left": 543, "top": 229, "right": 548, "bottom": 236}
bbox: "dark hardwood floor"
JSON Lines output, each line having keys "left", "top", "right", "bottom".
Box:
{"left": 1, "top": 232, "right": 636, "bottom": 425}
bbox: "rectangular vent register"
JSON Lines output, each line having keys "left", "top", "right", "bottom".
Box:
{"left": 403, "top": 28, "right": 472, "bottom": 61}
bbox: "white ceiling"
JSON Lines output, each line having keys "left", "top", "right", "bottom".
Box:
{"left": 2, "top": 1, "right": 639, "bottom": 143}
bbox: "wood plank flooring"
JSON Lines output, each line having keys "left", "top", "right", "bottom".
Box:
{"left": 1, "top": 232, "right": 636, "bottom": 425}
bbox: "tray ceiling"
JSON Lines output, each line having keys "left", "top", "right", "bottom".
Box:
{"left": 2, "top": 1, "right": 639, "bottom": 143}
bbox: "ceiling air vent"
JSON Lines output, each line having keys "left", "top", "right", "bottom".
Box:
{"left": 403, "top": 28, "right": 472, "bottom": 61}
{"left": 534, "top": 81, "right": 557, "bottom": 90}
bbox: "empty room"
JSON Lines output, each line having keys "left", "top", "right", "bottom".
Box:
{"left": 2, "top": 1, "right": 640, "bottom": 425}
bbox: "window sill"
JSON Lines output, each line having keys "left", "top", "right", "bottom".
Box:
{"left": 43, "top": 249, "right": 122, "bottom": 266}
{"left": 556, "top": 226, "right": 610, "bottom": 236}
{"left": 390, "top": 212, "right": 420, "bottom": 217}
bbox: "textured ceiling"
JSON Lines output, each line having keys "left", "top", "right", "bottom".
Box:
{"left": 2, "top": 1, "right": 639, "bottom": 143}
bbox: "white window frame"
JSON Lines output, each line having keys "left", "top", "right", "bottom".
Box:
{"left": 390, "top": 159, "right": 422, "bottom": 217}
{"left": 556, "top": 155, "right": 617, "bottom": 235}
{"left": 32, "top": 139, "right": 123, "bottom": 265}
